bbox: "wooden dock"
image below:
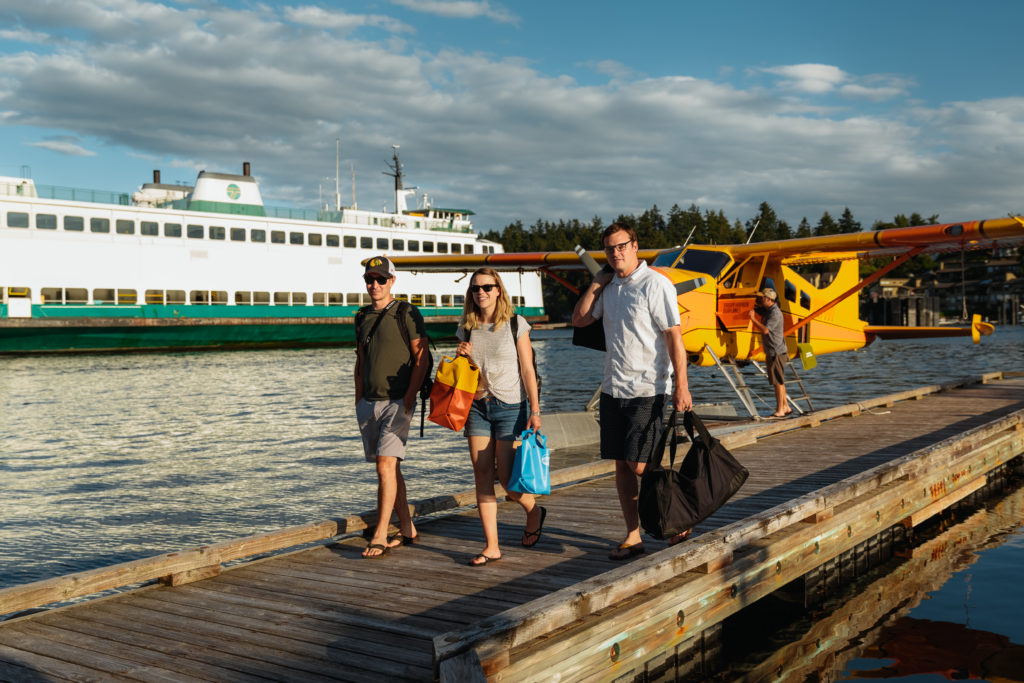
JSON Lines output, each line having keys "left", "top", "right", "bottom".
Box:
{"left": 1, "top": 372, "right": 1022, "bottom": 682}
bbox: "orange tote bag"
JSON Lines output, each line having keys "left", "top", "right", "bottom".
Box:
{"left": 427, "top": 355, "right": 480, "bottom": 431}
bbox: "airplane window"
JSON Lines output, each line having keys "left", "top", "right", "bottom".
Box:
{"left": 653, "top": 248, "right": 731, "bottom": 278}
{"left": 784, "top": 280, "right": 797, "bottom": 303}
{"left": 800, "top": 291, "right": 811, "bottom": 309}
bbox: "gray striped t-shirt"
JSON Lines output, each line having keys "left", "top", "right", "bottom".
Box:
{"left": 456, "top": 315, "right": 530, "bottom": 404}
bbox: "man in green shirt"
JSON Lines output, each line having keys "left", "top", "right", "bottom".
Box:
{"left": 354, "top": 256, "right": 430, "bottom": 557}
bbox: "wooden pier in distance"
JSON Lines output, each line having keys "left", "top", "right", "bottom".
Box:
{"left": 1, "top": 372, "right": 1022, "bottom": 681}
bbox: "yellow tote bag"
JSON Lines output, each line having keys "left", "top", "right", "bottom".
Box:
{"left": 427, "top": 355, "right": 480, "bottom": 431}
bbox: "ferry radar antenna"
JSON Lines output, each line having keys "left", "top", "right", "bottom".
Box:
{"left": 334, "top": 138, "right": 341, "bottom": 212}
{"left": 383, "top": 145, "right": 416, "bottom": 214}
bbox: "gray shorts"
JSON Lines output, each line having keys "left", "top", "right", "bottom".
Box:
{"left": 356, "top": 398, "right": 412, "bottom": 461}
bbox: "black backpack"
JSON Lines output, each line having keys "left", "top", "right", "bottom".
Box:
{"left": 356, "top": 300, "right": 435, "bottom": 435}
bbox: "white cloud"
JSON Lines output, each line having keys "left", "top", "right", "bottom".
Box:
{"left": 760, "top": 64, "right": 848, "bottom": 94}
{"left": 29, "top": 137, "right": 96, "bottom": 156}
{"left": 283, "top": 6, "right": 413, "bottom": 34}
{"left": 388, "top": 0, "right": 517, "bottom": 24}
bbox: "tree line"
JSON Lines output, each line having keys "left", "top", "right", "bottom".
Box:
{"left": 482, "top": 201, "right": 1011, "bottom": 322}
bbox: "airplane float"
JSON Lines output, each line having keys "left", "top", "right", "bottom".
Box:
{"left": 382, "top": 215, "right": 1024, "bottom": 416}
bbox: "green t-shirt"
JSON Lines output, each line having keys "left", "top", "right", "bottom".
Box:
{"left": 357, "top": 302, "right": 426, "bottom": 401}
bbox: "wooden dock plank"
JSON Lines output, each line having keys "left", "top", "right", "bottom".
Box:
{"left": 1, "top": 375, "right": 1021, "bottom": 682}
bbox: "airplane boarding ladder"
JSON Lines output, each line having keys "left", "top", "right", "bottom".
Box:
{"left": 705, "top": 347, "right": 813, "bottom": 420}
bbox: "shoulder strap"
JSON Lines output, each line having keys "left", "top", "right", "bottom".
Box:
{"left": 359, "top": 300, "right": 398, "bottom": 350}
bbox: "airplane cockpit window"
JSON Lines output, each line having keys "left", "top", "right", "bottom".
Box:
{"left": 652, "top": 248, "right": 731, "bottom": 278}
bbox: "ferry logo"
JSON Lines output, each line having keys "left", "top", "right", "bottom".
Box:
{"left": 226, "top": 184, "right": 241, "bottom": 200}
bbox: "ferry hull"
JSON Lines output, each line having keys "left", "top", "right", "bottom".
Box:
{"left": 0, "top": 306, "right": 545, "bottom": 353}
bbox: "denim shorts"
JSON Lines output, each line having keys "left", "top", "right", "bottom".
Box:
{"left": 465, "top": 396, "right": 527, "bottom": 442}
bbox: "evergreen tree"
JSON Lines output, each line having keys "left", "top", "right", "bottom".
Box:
{"left": 796, "top": 217, "right": 812, "bottom": 238}
{"left": 838, "top": 207, "right": 861, "bottom": 233}
{"left": 814, "top": 211, "right": 839, "bottom": 236}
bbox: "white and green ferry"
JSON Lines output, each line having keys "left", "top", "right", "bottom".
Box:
{"left": 0, "top": 151, "right": 545, "bottom": 353}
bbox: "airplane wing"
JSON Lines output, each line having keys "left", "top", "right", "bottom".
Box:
{"left": 382, "top": 216, "right": 1024, "bottom": 271}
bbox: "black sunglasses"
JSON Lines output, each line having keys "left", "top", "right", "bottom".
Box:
{"left": 364, "top": 275, "right": 389, "bottom": 285}
{"left": 470, "top": 283, "right": 498, "bottom": 293}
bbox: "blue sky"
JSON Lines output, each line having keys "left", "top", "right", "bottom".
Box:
{"left": 1, "top": 0, "right": 1023, "bottom": 233}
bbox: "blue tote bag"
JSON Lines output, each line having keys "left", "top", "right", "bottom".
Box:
{"left": 508, "top": 429, "right": 550, "bottom": 495}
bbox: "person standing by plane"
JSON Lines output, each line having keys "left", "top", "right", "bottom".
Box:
{"left": 749, "top": 288, "right": 791, "bottom": 418}
{"left": 354, "top": 256, "right": 430, "bottom": 558}
{"left": 572, "top": 223, "right": 692, "bottom": 560}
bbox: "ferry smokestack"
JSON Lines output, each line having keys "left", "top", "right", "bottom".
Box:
{"left": 243, "top": 162, "right": 251, "bottom": 177}
{"left": 153, "top": 170, "right": 160, "bottom": 184}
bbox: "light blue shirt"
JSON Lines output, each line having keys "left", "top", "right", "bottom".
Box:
{"left": 592, "top": 261, "right": 681, "bottom": 399}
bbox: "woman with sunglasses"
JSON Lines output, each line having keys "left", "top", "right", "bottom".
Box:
{"left": 455, "top": 267, "right": 545, "bottom": 566}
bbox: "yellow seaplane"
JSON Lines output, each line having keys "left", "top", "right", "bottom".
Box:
{"left": 384, "top": 215, "right": 1024, "bottom": 415}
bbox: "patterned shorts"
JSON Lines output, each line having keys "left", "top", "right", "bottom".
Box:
{"left": 599, "top": 393, "right": 666, "bottom": 464}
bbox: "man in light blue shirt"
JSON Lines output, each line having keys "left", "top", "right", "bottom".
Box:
{"left": 572, "top": 223, "right": 692, "bottom": 560}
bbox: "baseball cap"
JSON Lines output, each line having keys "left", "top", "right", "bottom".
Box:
{"left": 364, "top": 256, "right": 395, "bottom": 279}
{"left": 757, "top": 288, "right": 777, "bottom": 301}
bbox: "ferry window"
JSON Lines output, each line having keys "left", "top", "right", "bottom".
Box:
{"left": 328, "top": 292, "right": 344, "bottom": 305}
{"left": 36, "top": 214, "right": 57, "bottom": 230}
{"left": 343, "top": 235, "right": 356, "bottom": 248}
{"left": 408, "top": 240, "right": 420, "bottom": 252}
{"left": 187, "top": 224, "right": 204, "bottom": 239}
{"left": 395, "top": 293, "right": 409, "bottom": 302}
{"left": 411, "top": 294, "right": 424, "bottom": 306}
{"left": 250, "top": 229, "right": 266, "bottom": 243}
{"left": 346, "top": 293, "right": 361, "bottom": 305}
{"left": 392, "top": 239, "right": 404, "bottom": 251}
{"left": 437, "top": 242, "right": 448, "bottom": 254}
{"left": 211, "top": 291, "right": 228, "bottom": 305}
{"left": 313, "top": 292, "right": 326, "bottom": 305}
{"left": 424, "top": 294, "right": 437, "bottom": 306}
{"left": 6, "top": 211, "right": 29, "bottom": 228}
{"left": 800, "top": 291, "right": 811, "bottom": 309}
{"left": 164, "top": 222, "right": 182, "bottom": 237}
{"left": 452, "top": 243, "right": 462, "bottom": 254}
{"left": 145, "top": 290, "right": 164, "bottom": 304}
{"left": 454, "top": 295, "right": 465, "bottom": 306}
{"left": 116, "top": 219, "right": 135, "bottom": 235}
{"left": 235, "top": 291, "right": 251, "bottom": 305}
{"left": 141, "top": 221, "right": 158, "bottom": 236}
{"left": 6, "top": 287, "right": 30, "bottom": 298}
{"left": 784, "top": 280, "right": 797, "bottom": 303}
{"left": 271, "top": 230, "right": 285, "bottom": 244}
{"left": 289, "top": 231, "right": 304, "bottom": 245}
{"left": 230, "top": 228, "right": 246, "bottom": 242}
{"left": 209, "top": 226, "right": 226, "bottom": 240}
{"left": 41, "top": 287, "right": 62, "bottom": 303}
{"left": 423, "top": 241, "right": 434, "bottom": 253}
{"left": 117, "top": 289, "right": 137, "bottom": 305}
{"left": 94, "top": 288, "right": 115, "bottom": 304}
{"left": 253, "top": 291, "right": 270, "bottom": 304}
{"left": 292, "top": 292, "right": 307, "bottom": 305}
{"left": 90, "top": 218, "right": 110, "bottom": 233}
{"left": 465, "top": 244, "right": 474, "bottom": 254}
{"left": 441, "top": 295, "right": 453, "bottom": 306}
{"left": 64, "top": 216, "right": 84, "bottom": 231}
{"left": 166, "top": 290, "right": 186, "bottom": 304}
{"left": 326, "top": 234, "right": 340, "bottom": 247}
{"left": 373, "top": 217, "right": 379, "bottom": 226}
{"left": 376, "top": 238, "right": 387, "bottom": 250}
{"left": 190, "top": 290, "right": 209, "bottom": 304}
{"left": 66, "top": 288, "right": 87, "bottom": 304}
{"left": 274, "top": 292, "right": 290, "bottom": 305}
{"left": 308, "top": 233, "right": 322, "bottom": 246}
{"left": 360, "top": 236, "right": 372, "bottom": 249}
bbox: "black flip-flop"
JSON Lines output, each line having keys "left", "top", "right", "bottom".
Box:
{"left": 521, "top": 506, "right": 547, "bottom": 547}
{"left": 608, "top": 543, "right": 645, "bottom": 560}
{"left": 363, "top": 543, "right": 390, "bottom": 559}
{"left": 468, "top": 553, "right": 501, "bottom": 566}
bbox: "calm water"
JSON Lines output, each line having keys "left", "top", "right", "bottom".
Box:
{"left": 1, "top": 326, "right": 1022, "bottom": 674}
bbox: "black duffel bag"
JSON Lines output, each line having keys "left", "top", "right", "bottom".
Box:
{"left": 639, "top": 410, "right": 749, "bottom": 540}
